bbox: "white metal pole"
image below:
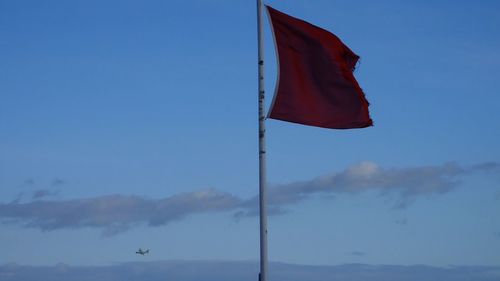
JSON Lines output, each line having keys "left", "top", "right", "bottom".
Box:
{"left": 256, "top": 0, "right": 268, "bottom": 281}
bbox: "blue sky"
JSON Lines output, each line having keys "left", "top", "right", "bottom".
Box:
{"left": 1, "top": 0, "right": 499, "bottom": 271}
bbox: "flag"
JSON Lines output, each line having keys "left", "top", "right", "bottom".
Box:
{"left": 266, "top": 6, "right": 373, "bottom": 129}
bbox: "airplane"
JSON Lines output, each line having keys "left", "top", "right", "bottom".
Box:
{"left": 136, "top": 248, "right": 150, "bottom": 255}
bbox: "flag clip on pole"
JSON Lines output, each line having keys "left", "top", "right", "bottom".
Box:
{"left": 257, "top": 1, "right": 268, "bottom": 281}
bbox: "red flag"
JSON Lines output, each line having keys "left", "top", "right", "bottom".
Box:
{"left": 266, "top": 6, "right": 373, "bottom": 129}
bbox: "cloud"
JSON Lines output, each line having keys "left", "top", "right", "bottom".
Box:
{"left": 24, "top": 179, "right": 35, "bottom": 186}
{"left": 10, "top": 193, "right": 25, "bottom": 204}
{"left": 350, "top": 251, "right": 366, "bottom": 256}
{"left": 282, "top": 161, "right": 465, "bottom": 196}
{"left": 1, "top": 161, "right": 498, "bottom": 235}
{"left": 32, "top": 189, "right": 59, "bottom": 200}
{"left": 0, "top": 188, "right": 241, "bottom": 236}
{"left": 51, "top": 179, "right": 65, "bottom": 187}
{"left": 0, "top": 261, "right": 499, "bottom": 281}
{"left": 17, "top": 179, "right": 34, "bottom": 188}
{"left": 239, "top": 161, "right": 500, "bottom": 214}
{"left": 395, "top": 218, "right": 408, "bottom": 225}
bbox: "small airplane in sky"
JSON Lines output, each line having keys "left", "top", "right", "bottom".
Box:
{"left": 135, "top": 248, "right": 150, "bottom": 255}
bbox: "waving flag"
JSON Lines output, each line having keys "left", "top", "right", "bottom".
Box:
{"left": 266, "top": 6, "right": 373, "bottom": 129}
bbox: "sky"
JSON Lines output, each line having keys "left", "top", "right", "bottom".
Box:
{"left": 1, "top": 0, "right": 500, "bottom": 274}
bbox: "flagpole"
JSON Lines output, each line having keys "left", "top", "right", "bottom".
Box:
{"left": 256, "top": 1, "right": 268, "bottom": 281}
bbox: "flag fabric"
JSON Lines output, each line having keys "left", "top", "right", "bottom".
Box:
{"left": 266, "top": 6, "right": 373, "bottom": 129}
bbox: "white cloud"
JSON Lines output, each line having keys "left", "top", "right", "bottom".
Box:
{"left": 0, "top": 188, "right": 241, "bottom": 236}
{"left": 1, "top": 161, "right": 498, "bottom": 235}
